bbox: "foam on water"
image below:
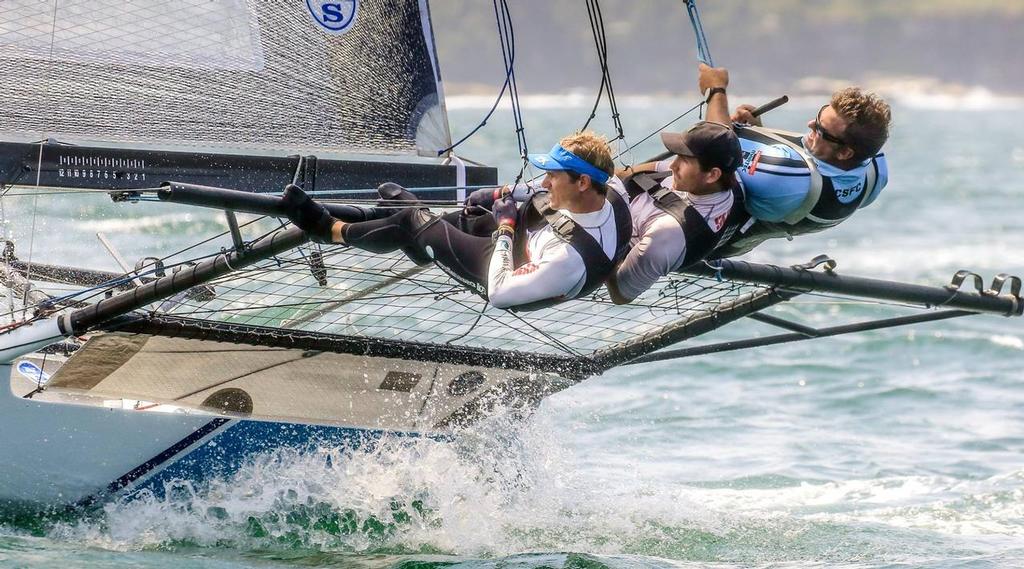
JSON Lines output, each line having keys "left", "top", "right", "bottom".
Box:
{"left": 31, "top": 398, "right": 1023, "bottom": 566}
{"left": 45, "top": 411, "right": 723, "bottom": 557}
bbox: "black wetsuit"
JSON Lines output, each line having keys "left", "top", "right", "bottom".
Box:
{"left": 342, "top": 208, "right": 496, "bottom": 294}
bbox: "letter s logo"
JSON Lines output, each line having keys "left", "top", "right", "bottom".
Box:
{"left": 306, "top": 0, "right": 358, "bottom": 35}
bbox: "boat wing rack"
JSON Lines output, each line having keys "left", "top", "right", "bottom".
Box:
{"left": 622, "top": 255, "right": 1022, "bottom": 366}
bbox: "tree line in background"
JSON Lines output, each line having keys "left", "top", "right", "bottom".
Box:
{"left": 430, "top": 0, "right": 1024, "bottom": 95}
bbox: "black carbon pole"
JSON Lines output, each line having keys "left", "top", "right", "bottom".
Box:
{"left": 65, "top": 227, "right": 309, "bottom": 334}
{"left": 625, "top": 310, "right": 976, "bottom": 365}
{"left": 158, "top": 182, "right": 375, "bottom": 221}
{"left": 687, "top": 259, "right": 1022, "bottom": 316}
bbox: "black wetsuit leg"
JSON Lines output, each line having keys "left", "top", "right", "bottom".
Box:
{"left": 328, "top": 204, "right": 396, "bottom": 223}
{"left": 342, "top": 208, "right": 494, "bottom": 287}
{"left": 441, "top": 210, "right": 499, "bottom": 237}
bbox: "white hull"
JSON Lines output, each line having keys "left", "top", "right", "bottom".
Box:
{"left": 0, "top": 342, "right": 558, "bottom": 507}
{"left": 1, "top": 361, "right": 226, "bottom": 505}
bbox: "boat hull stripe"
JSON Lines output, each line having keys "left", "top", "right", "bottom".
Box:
{"left": 100, "top": 417, "right": 230, "bottom": 499}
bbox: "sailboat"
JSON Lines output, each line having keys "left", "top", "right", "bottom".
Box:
{"left": 0, "top": 0, "right": 1019, "bottom": 509}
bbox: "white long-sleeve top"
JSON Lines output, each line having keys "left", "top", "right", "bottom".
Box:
{"left": 613, "top": 181, "right": 734, "bottom": 303}
{"left": 486, "top": 178, "right": 627, "bottom": 309}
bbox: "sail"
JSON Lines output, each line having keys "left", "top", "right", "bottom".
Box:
{"left": 0, "top": 0, "right": 450, "bottom": 156}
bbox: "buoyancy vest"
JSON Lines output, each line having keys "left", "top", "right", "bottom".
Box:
{"left": 510, "top": 188, "right": 632, "bottom": 310}
{"left": 624, "top": 171, "right": 747, "bottom": 270}
{"left": 735, "top": 125, "right": 884, "bottom": 234}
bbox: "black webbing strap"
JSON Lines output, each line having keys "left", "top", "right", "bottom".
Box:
{"left": 626, "top": 171, "right": 746, "bottom": 269}
{"left": 510, "top": 190, "right": 631, "bottom": 310}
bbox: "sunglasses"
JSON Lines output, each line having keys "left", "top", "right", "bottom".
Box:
{"left": 813, "top": 104, "right": 847, "bottom": 146}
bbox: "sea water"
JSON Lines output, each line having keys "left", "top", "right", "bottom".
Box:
{"left": 0, "top": 98, "right": 1022, "bottom": 568}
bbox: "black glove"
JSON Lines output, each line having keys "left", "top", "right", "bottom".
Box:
{"left": 281, "top": 184, "right": 336, "bottom": 243}
{"left": 464, "top": 187, "right": 503, "bottom": 215}
{"left": 491, "top": 195, "right": 518, "bottom": 230}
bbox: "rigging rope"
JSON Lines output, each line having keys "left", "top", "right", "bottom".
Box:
{"left": 612, "top": 99, "right": 705, "bottom": 161}
{"left": 438, "top": 0, "right": 529, "bottom": 187}
{"left": 611, "top": 0, "right": 713, "bottom": 162}
{"left": 491, "top": 0, "right": 529, "bottom": 185}
{"left": 580, "top": 0, "right": 627, "bottom": 151}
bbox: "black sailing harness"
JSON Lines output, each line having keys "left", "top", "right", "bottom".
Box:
{"left": 710, "top": 126, "right": 886, "bottom": 259}
{"left": 625, "top": 171, "right": 747, "bottom": 270}
{"left": 510, "top": 188, "right": 632, "bottom": 310}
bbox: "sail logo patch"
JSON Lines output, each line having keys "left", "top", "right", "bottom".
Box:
{"left": 306, "top": 0, "right": 358, "bottom": 35}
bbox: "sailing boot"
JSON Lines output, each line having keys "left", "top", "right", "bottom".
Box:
{"left": 281, "top": 184, "right": 336, "bottom": 243}
{"left": 378, "top": 181, "right": 423, "bottom": 207}
{"left": 358, "top": 182, "right": 423, "bottom": 221}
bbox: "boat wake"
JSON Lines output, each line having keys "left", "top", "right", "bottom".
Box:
{"left": 17, "top": 402, "right": 1021, "bottom": 565}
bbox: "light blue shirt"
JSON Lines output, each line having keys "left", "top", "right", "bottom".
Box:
{"left": 736, "top": 133, "right": 888, "bottom": 222}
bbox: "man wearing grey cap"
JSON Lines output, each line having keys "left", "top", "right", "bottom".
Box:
{"left": 606, "top": 64, "right": 745, "bottom": 304}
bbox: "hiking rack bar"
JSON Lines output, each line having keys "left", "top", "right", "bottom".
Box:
{"left": 687, "top": 259, "right": 1022, "bottom": 316}
{"left": 65, "top": 227, "right": 309, "bottom": 334}
{"left": 626, "top": 309, "right": 976, "bottom": 364}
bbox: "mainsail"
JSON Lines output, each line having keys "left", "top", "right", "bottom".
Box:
{"left": 0, "top": 0, "right": 450, "bottom": 155}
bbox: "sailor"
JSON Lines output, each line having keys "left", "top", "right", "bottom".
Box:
{"left": 712, "top": 88, "right": 892, "bottom": 257}
{"left": 283, "top": 130, "right": 632, "bottom": 311}
{"left": 606, "top": 64, "right": 745, "bottom": 304}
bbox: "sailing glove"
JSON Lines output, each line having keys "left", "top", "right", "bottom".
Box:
{"left": 282, "top": 184, "right": 336, "bottom": 243}
{"left": 491, "top": 195, "right": 518, "bottom": 232}
{"left": 464, "top": 187, "right": 501, "bottom": 215}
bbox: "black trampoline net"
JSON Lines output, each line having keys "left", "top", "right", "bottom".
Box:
{"left": 149, "top": 240, "right": 778, "bottom": 369}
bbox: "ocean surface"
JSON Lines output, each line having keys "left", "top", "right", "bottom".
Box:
{"left": 1, "top": 97, "right": 1023, "bottom": 568}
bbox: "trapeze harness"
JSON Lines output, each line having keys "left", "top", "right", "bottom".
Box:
{"left": 716, "top": 126, "right": 887, "bottom": 257}
{"left": 508, "top": 188, "right": 633, "bottom": 310}
{"left": 624, "top": 171, "right": 746, "bottom": 270}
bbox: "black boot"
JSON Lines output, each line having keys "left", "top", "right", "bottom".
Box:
{"left": 281, "top": 184, "right": 336, "bottom": 243}
{"left": 378, "top": 182, "right": 421, "bottom": 204}
{"left": 360, "top": 182, "right": 423, "bottom": 221}
{"left": 376, "top": 183, "right": 434, "bottom": 265}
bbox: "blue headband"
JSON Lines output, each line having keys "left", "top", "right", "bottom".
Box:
{"left": 527, "top": 144, "right": 610, "bottom": 186}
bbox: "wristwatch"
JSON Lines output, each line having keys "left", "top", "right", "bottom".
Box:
{"left": 706, "top": 87, "right": 726, "bottom": 104}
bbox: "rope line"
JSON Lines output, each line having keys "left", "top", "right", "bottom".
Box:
{"left": 580, "top": 0, "right": 626, "bottom": 150}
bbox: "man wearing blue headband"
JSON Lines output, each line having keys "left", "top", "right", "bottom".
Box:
{"left": 283, "top": 130, "right": 632, "bottom": 310}
{"left": 606, "top": 63, "right": 746, "bottom": 304}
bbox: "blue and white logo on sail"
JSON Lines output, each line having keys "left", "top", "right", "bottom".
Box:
{"left": 306, "top": 0, "right": 358, "bottom": 35}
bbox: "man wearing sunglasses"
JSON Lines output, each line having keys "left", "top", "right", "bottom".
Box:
{"left": 713, "top": 88, "right": 891, "bottom": 257}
